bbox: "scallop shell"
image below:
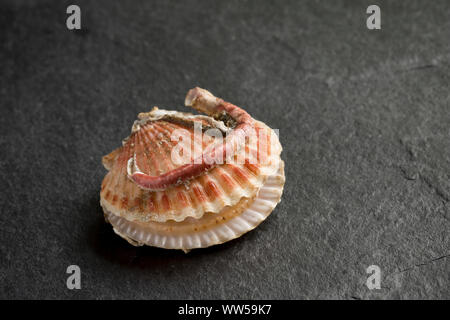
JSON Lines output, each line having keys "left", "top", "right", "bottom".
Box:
{"left": 100, "top": 88, "right": 285, "bottom": 251}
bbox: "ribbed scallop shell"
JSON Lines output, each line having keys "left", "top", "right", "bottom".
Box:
{"left": 100, "top": 109, "right": 282, "bottom": 223}
{"left": 104, "top": 161, "right": 285, "bottom": 251}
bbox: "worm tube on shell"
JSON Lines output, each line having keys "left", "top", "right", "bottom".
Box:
{"left": 128, "top": 88, "right": 255, "bottom": 191}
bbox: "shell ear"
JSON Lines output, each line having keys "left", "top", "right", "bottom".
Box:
{"left": 102, "top": 147, "right": 122, "bottom": 171}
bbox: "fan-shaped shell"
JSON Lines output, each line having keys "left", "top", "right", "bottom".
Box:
{"left": 100, "top": 108, "right": 282, "bottom": 223}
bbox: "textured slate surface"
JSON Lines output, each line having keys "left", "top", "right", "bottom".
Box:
{"left": 0, "top": 0, "right": 449, "bottom": 299}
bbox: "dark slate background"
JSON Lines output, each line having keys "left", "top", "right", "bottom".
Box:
{"left": 1, "top": 0, "right": 449, "bottom": 299}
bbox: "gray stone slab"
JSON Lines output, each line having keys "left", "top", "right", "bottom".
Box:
{"left": 0, "top": 0, "right": 448, "bottom": 299}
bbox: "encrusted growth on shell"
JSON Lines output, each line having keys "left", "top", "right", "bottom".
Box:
{"left": 100, "top": 88, "right": 285, "bottom": 251}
